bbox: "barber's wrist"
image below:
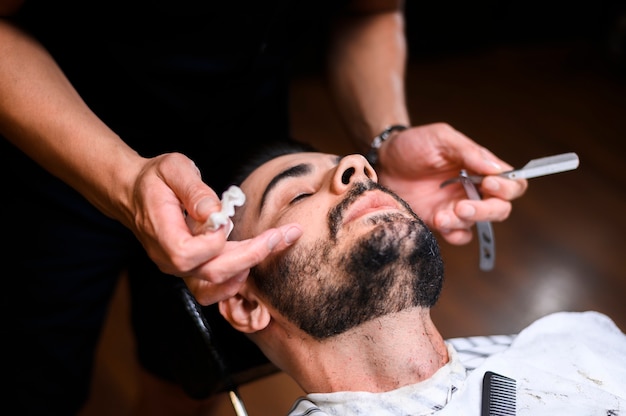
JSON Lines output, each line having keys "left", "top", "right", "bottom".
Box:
{"left": 365, "top": 124, "right": 408, "bottom": 166}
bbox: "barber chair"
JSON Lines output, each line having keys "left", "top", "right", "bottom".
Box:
{"left": 174, "top": 280, "right": 278, "bottom": 416}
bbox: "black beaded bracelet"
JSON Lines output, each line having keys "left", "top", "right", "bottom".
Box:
{"left": 365, "top": 124, "right": 408, "bottom": 166}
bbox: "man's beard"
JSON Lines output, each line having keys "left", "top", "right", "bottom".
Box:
{"left": 251, "top": 181, "right": 444, "bottom": 340}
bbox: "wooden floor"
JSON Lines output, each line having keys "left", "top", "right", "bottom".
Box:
{"left": 80, "top": 39, "right": 626, "bottom": 415}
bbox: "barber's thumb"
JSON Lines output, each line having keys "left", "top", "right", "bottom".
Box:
{"left": 471, "top": 147, "right": 512, "bottom": 174}
{"left": 196, "top": 196, "right": 221, "bottom": 217}
{"left": 185, "top": 197, "right": 222, "bottom": 235}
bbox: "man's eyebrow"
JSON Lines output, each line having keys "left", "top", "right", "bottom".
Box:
{"left": 259, "top": 163, "right": 312, "bottom": 213}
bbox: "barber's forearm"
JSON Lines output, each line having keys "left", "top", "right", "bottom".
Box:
{"left": 327, "top": 5, "right": 410, "bottom": 153}
{"left": 0, "top": 19, "right": 142, "bottom": 224}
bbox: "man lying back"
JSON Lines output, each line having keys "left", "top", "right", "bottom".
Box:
{"left": 219, "top": 140, "right": 626, "bottom": 415}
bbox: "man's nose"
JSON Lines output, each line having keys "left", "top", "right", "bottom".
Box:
{"left": 331, "top": 154, "right": 377, "bottom": 193}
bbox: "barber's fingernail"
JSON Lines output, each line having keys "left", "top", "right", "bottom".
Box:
{"left": 482, "top": 177, "right": 500, "bottom": 192}
{"left": 458, "top": 203, "right": 476, "bottom": 218}
{"left": 191, "top": 161, "right": 202, "bottom": 176}
{"left": 284, "top": 226, "right": 303, "bottom": 245}
{"left": 458, "top": 204, "right": 476, "bottom": 218}
{"left": 196, "top": 197, "right": 219, "bottom": 216}
{"left": 225, "top": 219, "right": 234, "bottom": 238}
{"left": 268, "top": 226, "right": 302, "bottom": 250}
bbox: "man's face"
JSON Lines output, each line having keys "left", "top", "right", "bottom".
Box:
{"left": 232, "top": 152, "right": 443, "bottom": 340}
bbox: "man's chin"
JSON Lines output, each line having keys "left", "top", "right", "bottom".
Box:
{"left": 369, "top": 213, "right": 422, "bottom": 239}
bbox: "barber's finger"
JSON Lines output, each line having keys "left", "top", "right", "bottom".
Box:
{"left": 456, "top": 145, "right": 514, "bottom": 177}
{"left": 183, "top": 271, "right": 250, "bottom": 306}
{"left": 432, "top": 209, "right": 473, "bottom": 244}
{"left": 456, "top": 198, "right": 512, "bottom": 223}
{"left": 433, "top": 200, "right": 509, "bottom": 246}
{"left": 438, "top": 227, "right": 474, "bottom": 246}
{"left": 184, "top": 224, "right": 302, "bottom": 305}
{"left": 192, "top": 224, "right": 302, "bottom": 284}
{"left": 480, "top": 176, "right": 528, "bottom": 201}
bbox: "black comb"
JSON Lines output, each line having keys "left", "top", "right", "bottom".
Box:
{"left": 481, "top": 371, "right": 516, "bottom": 416}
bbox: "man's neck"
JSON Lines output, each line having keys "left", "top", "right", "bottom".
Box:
{"left": 284, "top": 307, "right": 448, "bottom": 394}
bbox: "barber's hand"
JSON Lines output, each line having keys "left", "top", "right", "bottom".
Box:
{"left": 128, "top": 152, "right": 302, "bottom": 304}
{"left": 181, "top": 226, "right": 302, "bottom": 305}
{"left": 375, "top": 123, "right": 527, "bottom": 245}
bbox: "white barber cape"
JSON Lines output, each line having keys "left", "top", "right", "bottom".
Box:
{"left": 287, "top": 311, "right": 626, "bottom": 416}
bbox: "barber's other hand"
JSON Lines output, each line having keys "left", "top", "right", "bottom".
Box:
{"left": 375, "top": 123, "right": 527, "bottom": 245}
{"left": 127, "top": 152, "right": 302, "bottom": 304}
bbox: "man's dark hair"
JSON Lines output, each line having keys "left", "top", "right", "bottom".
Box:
{"left": 228, "top": 138, "right": 318, "bottom": 187}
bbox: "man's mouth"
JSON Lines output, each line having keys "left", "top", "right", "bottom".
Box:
{"left": 341, "top": 191, "right": 403, "bottom": 226}
{"left": 329, "top": 180, "right": 413, "bottom": 240}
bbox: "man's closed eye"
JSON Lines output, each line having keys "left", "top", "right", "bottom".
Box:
{"left": 290, "top": 193, "right": 312, "bottom": 204}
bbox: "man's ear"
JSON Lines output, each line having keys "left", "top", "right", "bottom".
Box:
{"left": 218, "top": 285, "right": 271, "bottom": 334}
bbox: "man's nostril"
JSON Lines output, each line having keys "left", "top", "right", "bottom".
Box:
{"left": 341, "top": 167, "right": 355, "bottom": 185}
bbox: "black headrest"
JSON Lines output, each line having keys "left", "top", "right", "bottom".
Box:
{"left": 174, "top": 281, "right": 279, "bottom": 398}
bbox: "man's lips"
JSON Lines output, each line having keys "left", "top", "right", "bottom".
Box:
{"left": 341, "top": 191, "right": 403, "bottom": 226}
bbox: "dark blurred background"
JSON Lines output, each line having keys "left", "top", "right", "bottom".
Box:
{"left": 405, "top": 0, "right": 625, "bottom": 67}
{"left": 408, "top": 0, "right": 626, "bottom": 335}
{"left": 81, "top": 2, "right": 626, "bottom": 415}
